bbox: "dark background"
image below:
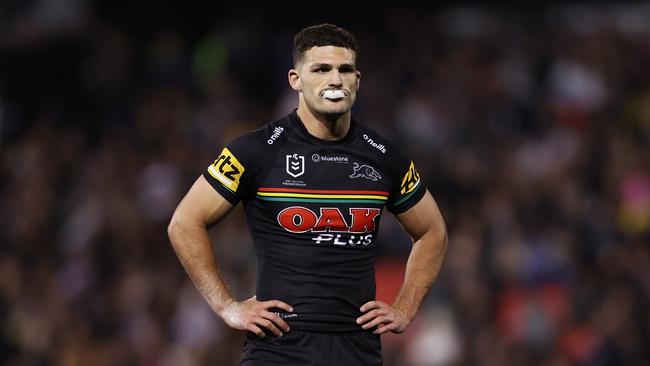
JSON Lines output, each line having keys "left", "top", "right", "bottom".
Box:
{"left": 1, "top": 2, "right": 649, "bottom": 365}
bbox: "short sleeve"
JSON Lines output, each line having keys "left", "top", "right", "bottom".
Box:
{"left": 386, "top": 152, "right": 426, "bottom": 214}
{"left": 202, "top": 136, "right": 254, "bottom": 205}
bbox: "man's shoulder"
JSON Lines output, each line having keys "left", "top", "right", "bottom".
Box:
{"left": 354, "top": 121, "right": 403, "bottom": 159}
{"left": 229, "top": 114, "right": 293, "bottom": 150}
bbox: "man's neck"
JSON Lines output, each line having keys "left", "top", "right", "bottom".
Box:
{"left": 296, "top": 103, "right": 351, "bottom": 141}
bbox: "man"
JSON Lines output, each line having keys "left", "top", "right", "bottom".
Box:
{"left": 168, "top": 23, "right": 448, "bottom": 365}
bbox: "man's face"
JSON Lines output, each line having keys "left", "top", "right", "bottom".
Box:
{"left": 289, "top": 46, "right": 361, "bottom": 117}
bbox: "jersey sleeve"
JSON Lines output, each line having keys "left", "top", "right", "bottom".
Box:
{"left": 385, "top": 148, "right": 426, "bottom": 214}
{"left": 202, "top": 135, "right": 255, "bottom": 205}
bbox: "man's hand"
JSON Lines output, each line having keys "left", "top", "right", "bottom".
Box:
{"left": 356, "top": 301, "right": 411, "bottom": 335}
{"left": 356, "top": 191, "right": 447, "bottom": 336}
{"left": 220, "top": 296, "right": 293, "bottom": 338}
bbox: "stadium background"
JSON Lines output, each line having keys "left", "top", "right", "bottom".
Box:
{"left": 1, "top": 2, "right": 649, "bottom": 365}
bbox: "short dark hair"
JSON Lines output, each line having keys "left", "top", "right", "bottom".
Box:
{"left": 293, "top": 23, "right": 357, "bottom": 66}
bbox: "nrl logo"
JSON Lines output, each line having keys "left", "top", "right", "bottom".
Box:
{"left": 349, "top": 162, "right": 381, "bottom": 181}
{"left": 286, "top": 154, "right": 305, "bottom": 178}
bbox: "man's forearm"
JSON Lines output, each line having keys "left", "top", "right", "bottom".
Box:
{"left": 392, "top": 229, "right": 448, "bottom": 320}
{"left": 168, "top": 217, "right": 235, "bottom": 315}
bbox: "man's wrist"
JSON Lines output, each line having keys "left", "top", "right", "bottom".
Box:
{"left": 391, "top": 301, "right": 416, "bottom": 322}
{"left": 214, "top": 298, "right": 236, "bottom": 317}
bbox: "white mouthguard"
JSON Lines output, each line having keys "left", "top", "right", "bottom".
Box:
{"left": 323, "top": 90, "right": 345, "bottom": 99}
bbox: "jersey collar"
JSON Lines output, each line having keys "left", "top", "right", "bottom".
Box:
{"left": 289, "top": 109, "right": 357, "bottom": 146}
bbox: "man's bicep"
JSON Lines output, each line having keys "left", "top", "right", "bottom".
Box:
{"left": 395, "top": 190, "right": 446, "bottom": 242}
{"left": 172, "top": 175, "right": 235, "bottom": 228}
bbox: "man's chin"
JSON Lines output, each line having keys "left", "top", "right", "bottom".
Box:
{"left": 318, "top": 104, "right": 351, "bottom": 117}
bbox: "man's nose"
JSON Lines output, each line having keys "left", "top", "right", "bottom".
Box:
{"left": 328, "top": 70, "right": 343, "bottom": 86}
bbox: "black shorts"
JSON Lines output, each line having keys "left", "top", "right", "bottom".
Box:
{"left": 240, "top": 330, "right": 382, "bottom": 366}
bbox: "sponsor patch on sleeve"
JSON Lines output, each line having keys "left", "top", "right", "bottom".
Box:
{"left": 399, "top": 161, "right": 421, "bottom": 196}
{"left": 207, "top": 147, "right": 245, "bottom": 192}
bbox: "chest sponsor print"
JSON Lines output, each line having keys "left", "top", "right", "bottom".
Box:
{"left": 277, "top": 206, "right": 381, "bottom": 246}
{"left": 256, "top": 187, "right": 389, "bottom": 247}
{"left": 277, "top": 207, "right": 380, "bottom": 233}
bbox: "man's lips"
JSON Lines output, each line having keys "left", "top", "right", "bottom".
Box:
{"left": 322, "top": 90, "right": 347, "bottom": 100}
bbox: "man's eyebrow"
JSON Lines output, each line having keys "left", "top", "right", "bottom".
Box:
{"left": 310, "top": 63, "right": 356, "bottom": 69}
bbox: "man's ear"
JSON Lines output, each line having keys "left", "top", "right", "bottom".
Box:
{"left": 356, "top": 70, "right": 361, "bottom": 91}
{"left": 288, "top": 69, "right": 301, "bottom": 91}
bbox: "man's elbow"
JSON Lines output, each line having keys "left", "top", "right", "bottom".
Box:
{"left": 167, "top": 211, "right": 190, "bottom": 243}
{"left": 426, "top": 219, "right": 448, "bottom": 252}
{"left": 441, "top": 230, "right": 449, "bottom": 250}
{"left": 435, "top": 224, "right": 449, "bottom": 255}
{"left": 167, "top": 216, "right": 177, "bottom": 238}
{"left": 167, "top": 214, "right": 180, "bottom": 243}
{"left": 167, "top": 211, "right": 206, "bottom": 242}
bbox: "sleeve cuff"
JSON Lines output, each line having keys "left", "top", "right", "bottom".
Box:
{"left": 202, "top": 171, "right": 241, "bottom": 205}
{"left": 387, "top": 183, "right": 426, "bottom": 214}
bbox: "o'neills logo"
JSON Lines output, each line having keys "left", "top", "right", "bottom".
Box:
{"left": 267, "top": 127, "right": 284, "bottom": 144}
{"left": 362, "top": 134, "right": 387, "bottom": 154}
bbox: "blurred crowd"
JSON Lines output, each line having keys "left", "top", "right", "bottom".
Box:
{"left": 1, "top": 3, "right": 650, "bottom": 366}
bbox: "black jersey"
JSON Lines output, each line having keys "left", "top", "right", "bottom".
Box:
{"left": 203, "top": 110, "right": 425, "bottom": 332}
